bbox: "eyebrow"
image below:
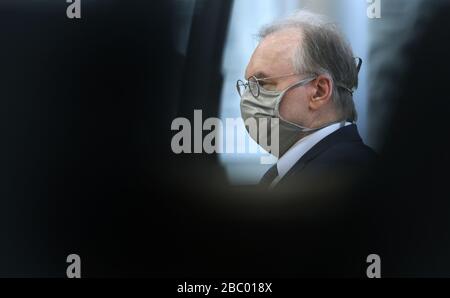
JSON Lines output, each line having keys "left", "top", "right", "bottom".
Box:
{"left": 247, "top": 71, "right": 271, "bottom": 80}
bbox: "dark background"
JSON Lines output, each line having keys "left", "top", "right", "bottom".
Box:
{"left": 1, "top": 0, "right": 450, "bottom": 277}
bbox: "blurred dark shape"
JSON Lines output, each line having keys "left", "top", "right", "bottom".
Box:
{"left": 0, "top": 0, "right": 232, "bottom": 277}
{"left": 367, "top": 0, "right": 450, "bottom": 276}
{"left": 366, "top": 0, "right": 422, "bottom": 150}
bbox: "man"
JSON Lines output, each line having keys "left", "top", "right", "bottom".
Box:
{"left": 238, "top": 11, "right": 376, "bottom": 192}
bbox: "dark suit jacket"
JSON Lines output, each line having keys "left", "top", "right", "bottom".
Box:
{"left": 274, "top": 124, "right": 377, "bottom": 193}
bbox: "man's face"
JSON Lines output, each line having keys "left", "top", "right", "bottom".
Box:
{"left": 245, "top": 28, "right": 312, "bottom": 126}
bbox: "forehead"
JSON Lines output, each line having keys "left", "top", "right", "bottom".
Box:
{"left": 246, "top": 28, "right": 302, "bottom": 79}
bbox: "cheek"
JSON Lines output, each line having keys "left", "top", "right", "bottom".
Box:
{"left": 278, "top": 90, "right": 307, "bottom": 122}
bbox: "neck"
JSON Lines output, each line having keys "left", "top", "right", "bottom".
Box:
{"left": 307, "top": 109, "right": 343, "bottom": 130}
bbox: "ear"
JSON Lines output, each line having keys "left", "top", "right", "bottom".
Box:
{"left": 309, "top": 75, "right": 333, "bottom": 110}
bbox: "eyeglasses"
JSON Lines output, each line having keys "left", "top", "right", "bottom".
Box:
{"left": 236, "top": 73, "right": 298, "bottom": 98}
{"left": 237, "top": 58, "right": 363, "bottom": 99}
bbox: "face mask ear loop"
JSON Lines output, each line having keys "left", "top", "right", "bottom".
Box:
{"left": 274, "top": 76, "right": 347, "bottom": 132}
{"left": 274, "top": 77, "right": 316, "bottom": 119}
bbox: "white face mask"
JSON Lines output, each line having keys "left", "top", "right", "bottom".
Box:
{"left": 240, "top": 76, "right": 337, "bottom": 157}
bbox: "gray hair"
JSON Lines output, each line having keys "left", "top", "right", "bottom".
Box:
{"left": 259, "top": 10, "right": 359, "bottom": 122}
